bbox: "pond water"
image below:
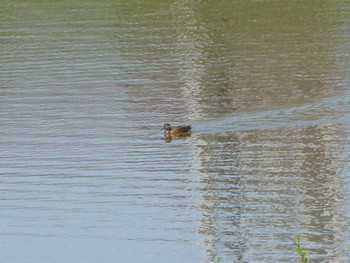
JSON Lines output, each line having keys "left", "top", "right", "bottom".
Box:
{"left": 1, "top": 1, "right": 350, "bottom": 262}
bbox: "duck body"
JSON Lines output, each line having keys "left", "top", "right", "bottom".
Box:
{"left": 162, "top": 123, "right": 192, "bottom": 137}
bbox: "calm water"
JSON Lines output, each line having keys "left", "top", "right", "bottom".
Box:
{"left": 1, "top": 1, "right": 350, "bottom": 262}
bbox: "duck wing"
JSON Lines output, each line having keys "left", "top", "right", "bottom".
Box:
{"left": 175, "top": 125, "right": 192, "bottom": 133}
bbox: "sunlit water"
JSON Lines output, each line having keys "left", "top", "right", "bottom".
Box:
{"left": 1, "top": 1, "right": 350, "bottom": 262}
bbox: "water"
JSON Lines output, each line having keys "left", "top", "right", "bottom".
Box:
{"left": 1, "top": 1, "right": 350, "bottom": 262}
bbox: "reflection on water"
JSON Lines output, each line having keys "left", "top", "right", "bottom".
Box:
{"left": 1, "top": 1, "right": 350, "bottom": 262}
{"left": 195, "top": 124, "right": 348, "bottom": 262}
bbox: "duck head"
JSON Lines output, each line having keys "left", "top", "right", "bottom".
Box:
{"left": 162, "top": 123, "right": 172, "bottom": 131}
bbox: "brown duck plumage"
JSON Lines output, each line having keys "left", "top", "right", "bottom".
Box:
{"left": 162, "top": 123, "right": 192, "bottom": 137}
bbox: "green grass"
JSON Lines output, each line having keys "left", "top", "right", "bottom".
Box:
{"left": 294, "top": 235, "right": 309, "bottom": 263}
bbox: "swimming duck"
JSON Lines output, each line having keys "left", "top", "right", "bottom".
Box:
{"left": 162, "top": 123, "right": 192, "bottom": 137}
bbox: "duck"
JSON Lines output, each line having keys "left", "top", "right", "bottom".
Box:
{"left": 162, "top": 123, "right": 192, "bottom": 137}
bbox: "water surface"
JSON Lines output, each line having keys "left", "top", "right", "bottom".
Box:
{"left": 1, "top": 1, "right": 350, "bottom": 262}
